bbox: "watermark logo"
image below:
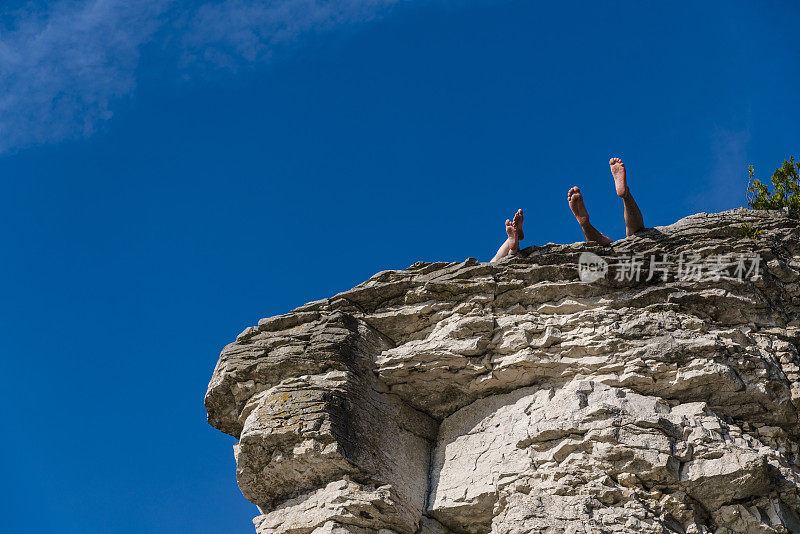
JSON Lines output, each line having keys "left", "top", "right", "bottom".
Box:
{"left": 578, "top": 252, "right": 609, "bottom": 283}
{"left": 577, "top": 252, "right": 762, "bottom": 283}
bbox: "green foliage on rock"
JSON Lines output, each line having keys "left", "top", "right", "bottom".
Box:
{"left": 747, "top": 155, "right": 800, "bottom": 213}
{"left": 739, "top": 224, "right": 763, "bottom": 239}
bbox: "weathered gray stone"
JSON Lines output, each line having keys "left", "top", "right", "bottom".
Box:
{"left": 206, "top": 208, "right": 800, "bottom": 533}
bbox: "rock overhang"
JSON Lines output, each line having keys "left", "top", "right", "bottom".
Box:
{"left": 206, "top": 208, "right": 800, "bottom": 533}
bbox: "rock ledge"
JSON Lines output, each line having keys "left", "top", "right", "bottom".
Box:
{"left": 206, "top": 209, "right": 800, "bottom": 534}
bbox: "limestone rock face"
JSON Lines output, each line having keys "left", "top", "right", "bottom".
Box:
{"left": 206, "top": 209, "right": 800, "bottom": 534}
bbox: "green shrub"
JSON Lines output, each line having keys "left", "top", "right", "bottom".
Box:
{"left": 740, "top": 223, "right": 763, "bottom": 239}
{"left": 747, "top": 155, "right": 800, "bottom": 213}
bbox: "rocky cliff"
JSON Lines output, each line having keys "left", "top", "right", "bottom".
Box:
{"left": 206, "top": 208, "right": 800, "bottom": 534}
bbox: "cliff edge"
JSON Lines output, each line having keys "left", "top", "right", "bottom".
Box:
{"left": 206, "top": 208, "right": 800, "bottom": 534}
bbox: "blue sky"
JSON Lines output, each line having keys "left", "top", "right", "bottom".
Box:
{"left": 1, "top": 1, "right": 799, "bottom": 532}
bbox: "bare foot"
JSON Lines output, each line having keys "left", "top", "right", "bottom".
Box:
{"left": 512, "top": 208, "right": 524, "bottom": 240}
{"left": 505, "top": 218, "right": 520, "bottom": 250}
{"left": 609, "top": 157, "right": 628, "bottom": 197}
{"left": 568, "top": 186, "right": 590, "bottom": 227}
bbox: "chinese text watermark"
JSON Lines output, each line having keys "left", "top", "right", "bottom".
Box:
{"left": 578, "top": 252, "right": 762, "bottom": 284}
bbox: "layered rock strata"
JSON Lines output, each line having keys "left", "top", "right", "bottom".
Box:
{"left": 206, "top": 208, "right": 800, "bottom": 533}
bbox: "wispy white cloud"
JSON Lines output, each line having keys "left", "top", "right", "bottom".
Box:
{"left": 0, "top": 0, "right": 405, "bottom": 154}
{"left": 0, "top": 0, "right": 168, "bottom": 153}
{"left": 703, "top": 127, "right": 751, "bottom": 211}
{"left": 688, "top": 127, "right": 751, "bottom": 212}
{"left": 178, "top": 0, "right": 401, "bottom": 70}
